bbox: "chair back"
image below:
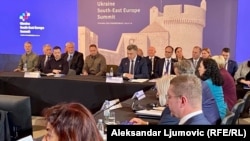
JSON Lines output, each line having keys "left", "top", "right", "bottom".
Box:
{"left": 221, "top": 111, "right": 235, "bottom": 125}
{"left": 240, "top": 91, "right": 250, "bottom": 118}
{"left": 231, "top": 99, "right": 245, "bottom": 124}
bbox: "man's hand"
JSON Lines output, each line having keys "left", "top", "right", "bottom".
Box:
{"left": 129, "top": 118, "right": 148, "bottom": 125}
{"left": 13, "top": 68, "right": 21, "bottom": 72}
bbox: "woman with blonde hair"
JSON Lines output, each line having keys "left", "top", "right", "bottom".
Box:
{"left": 212, "top": 55, "right": 237, "bottom": 111}
{"left": 129, "top": 75, "right": 179, "bottom": 125}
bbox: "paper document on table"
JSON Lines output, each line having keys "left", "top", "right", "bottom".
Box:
{"left": 153, "top": 106, "right": 165, "bottom": 111}
{"left": 17, "top": 135, "right": 33, "bottom": 141}
{"left": 135, "top": 109, "right": 162, "bottom": 117}
{"left": 148, "top": 79, "right": 157, "bottom": 82}
{"left": 109, "top": 99, "right": 122, "bottom": 110}
{"left": 46, "top": 73, "right": 54, "bottom": 76}
{"left": 129, "top": 79, "right": 148, "bottom": 83}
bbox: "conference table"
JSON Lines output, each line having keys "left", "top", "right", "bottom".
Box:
{"left": 0, "top": 72, "right": 155, "bottom": 116}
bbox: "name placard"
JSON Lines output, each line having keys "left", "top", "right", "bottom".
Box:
{"left": 24, "top": 72, "right": 41, "bottom": 78}
{"left": 106, "top": 77, "right": 123, "bottom": 83}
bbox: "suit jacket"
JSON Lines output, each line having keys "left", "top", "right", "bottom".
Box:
{"left": 16, "top": 52, "right": 39, "bottom": 72}
{"left": 188, "top": 57, "right": 203, "bottom": 76}
{"left": 159, "top": 107, "right": 179, "bottom": 125}
{"left": 35, "top": 54, "right": 54, "bottom": 73}
{"left": 145, "top": 56, "right": 160, "bottom": 79}
{"left": 62, "top": 51, "right": 84, "bottom": 75}
{"left": 157, "top": 81, "right": 220, "bottom": 125}
{"left": 201, "top": 81, "right": 221, "bottom": 125}
{"left": 117, "top": 56, "right": 149, "bottom": 79}
{"left": 183, "top": 113, "right": 211, "bottom": 125}
{"left": 154, "top": 58, "right": 177, "bottom": 78}
{"left": 226, "top": 59, "right": 238, "bottom": 77}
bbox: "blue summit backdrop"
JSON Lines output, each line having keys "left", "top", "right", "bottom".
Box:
{"left": 0, "top": 0, "right": 249, "bottom": 71}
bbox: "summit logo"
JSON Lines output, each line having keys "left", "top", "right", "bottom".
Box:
{"left": 19, "top": 11, "right": 30, "bottom": 21}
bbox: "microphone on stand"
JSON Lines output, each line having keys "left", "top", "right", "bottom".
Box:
{"left": 93, "top": 100, "right": 121, "bottom": 117}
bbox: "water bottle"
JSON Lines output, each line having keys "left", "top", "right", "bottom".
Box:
{"left": 23, "top": 63, "right": 28, "bottom": 72}
{"left": 97, "top": 119, "right": 105, "bottom": 135}
{"left": 110, "top": 67, "right": 113, "bottom": 77}
{"left": 103, "top": 100, "right": 110, "bottom": 123}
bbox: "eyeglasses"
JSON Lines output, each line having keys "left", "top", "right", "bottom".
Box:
{"left": 166, "top": 94, "right": 181, "bottom": 99}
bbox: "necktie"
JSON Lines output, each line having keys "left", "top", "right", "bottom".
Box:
{"left": 44, "top": 56, "right": 49, "bottom": 66}
{"left": 151, "top": 57, "right": 154, "bottom": 74}
{"left": 166, "top": 59, "right": 170, "bottom": 74}
{"left": 225, "top": 61, "right": 228, "bottom": 70}
{"left": 68, "top": 55, "right": 73, "bottom": 67}
{"left": 130, "top": 60, "right": 134, "bottom": 74}
{"left": 194, "top": 60, "right": 197, "bottom": 68}
{"left": 68, "top": 54, "right": 73, "bottom": 62}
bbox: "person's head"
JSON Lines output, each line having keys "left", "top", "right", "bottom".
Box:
{"left": 89, "top": 44, "right": 98, "bottom": 57}
{"left": 137, "top": 48, "right": 144, "bottom": 57}
{"left": 147, "top": 46, "right": 156, "bottom": 57}
{"left": 164, "top": 45, "right": 174, "bottom": 59}
{"left": 198, "top": 58, "right": 224, "bottom": 86}
{"left": 53, "top": 46, "right": 62, "bottom": 60}
{"left": 65, "top": 42, "right": 75, "bottom": 54}
{"left": 167, "top": 75, "right": 202, "bottom": 119}
{"left": 42, "top": 102, "right": 103, "bottom": 141}
{"left": 201, "top": 48, "right": 212, "bottom": 59}
{"left": 211, "top": 55, "right": 226, "bottom": 69}
{"left": 43, "top": 44, "right": 52, "bottom": 56}
{"left": 24, "top": 41, "right": 32, "bottom": 54}
{"left": 175, "top": 47, "right": 184, "bottom": 60}
{"left": 156, "top": 75, "right": 172, "bottom": 106}
{"left": 221, "top": 47, "right": 230, "bottom": 61}
{"left": 192, "top": 46, "right": 201, "bottom": 60}
{"left": 173, "top": 60, "right": 195, "bottom": 75}
{"left": 127, "top": 44, "right": 138, "bottom": 60}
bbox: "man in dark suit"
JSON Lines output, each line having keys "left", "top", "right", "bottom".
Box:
{"left": 154, "top": 45, "right": 177, "bottom": 78}
{"left": 145, "top": 46, "right": 160, "bottom": 79}
{"left": 62, "top": 42, "right": 84, "bottom": 75}
{"left": 188, "top": 46, "right": 202, "bottom": 76}
{"left": 168, "top": 75, "right": 211, "bottom": 125}
{"left": 117, "top": 44, "right": 149, "bottom": 79}
{"left": 35, "top": 44, "right": 54, "bottom": 73}
{"left": 221, "top": 47, "right": 238, "bottom": 77}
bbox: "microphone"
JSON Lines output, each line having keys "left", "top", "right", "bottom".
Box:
{"left": 93, "top": 100, "right": 121, "bottom": 117}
